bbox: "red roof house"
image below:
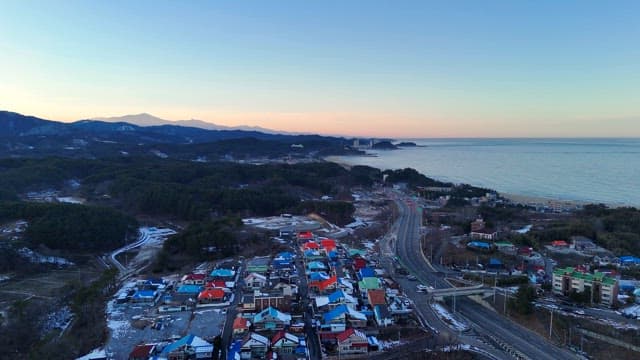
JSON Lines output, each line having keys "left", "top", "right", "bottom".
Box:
{"left": 336, "top": 328, "right": 368, "bottom": 354}
{"left": 298, "top": 231, "right": 314, "bottom": 240}
{"left": 129, "top": 344, "right": 156, "bottom": 360}
{"left": 182, "top": 273, "right": 206, "bottom": 285}
{"left": 320, "top": 239, "right": 337, "bottom": 252}
{"left": 367, "top": 289, "right": 387, "bottom": 306}
{"left": 302, "top": 241, "right": 320, "bottom": 250}
{"left": 197, "top": 288, "right": 225, "bottom": 303}
{"left": 352, "top": 257, "right": 367, "bottom": 271}
{"left": 232, "top": 315, "right": 250, "bottom": 335}
{"left": 206, "top": 280, "right": 226, "bottom": 289}
{"left": 309, "top": 275, "right": 337, "bottom": 293}
{"left": 551, "top": 240, "right": 569, "bottom": 247}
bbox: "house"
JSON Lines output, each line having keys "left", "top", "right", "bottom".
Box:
{"left": 137, "top": 277, "right": 165, "bottom": 290}
{"left": 241, "top": 333, "right": 270, "bottom": 360}
{"left": 273, "top": 252, "right": 295, "bottom": 269}
{"left": 495, "top": 242, "right": 517, "bottom": 255}
{"left": 309, "top": 275, "right": 337, "bottom": 294}
{"left": 273, "top": 282, "right": 297, "bottom": 297}
{"left": 320, "top": 238, "right": 337, "bottom": 253}
{"left": 182, "top": 273, "right": 206, "bottom": 285}
{"left": 619, "top": 256, "right": 640, "bottom": 266}
{"left": 309, "top": 272, "right": 330, "bottom": 282}
{"left": 366, "top": 289, "right": 386, "bottom": 307}
{"left": 210, "top": 268, "right": 235, "bottom": 278}
{"left": 306, "top": 261, "right": 327, "bottom": 272}
{"left": 253, "top": 290, "right": 291, "bottom": 312}
{"left": 271, "top": 331, "right": 301, "bottom": 354}
{"left": 128, "top": 344, "right": 155, "bottom": 360}
{"left": 206, "top": 279, "right": 227, "bottom": 289}
{"left": 245, "top": 273, "right": 268, "bottom": 289}
{"left": 233, "top": 315, "right": 251, "bottom": 336}
{"left": 552, "top": 267, "right": 619, "bottom": 307}
{"left": 551, "top": 240, "right": 569, "bottom": 247}
{"left": 571, "top": 236, "right": 597, "bottom": 251}
{"left": 322, "top": 305, "right": 367, "bottom": 332}
{"left": 357, "top": 267, "right": 376, "bottom": 280}
{"left": 177, "top": 284, "right": 203, "bottom": 295}
{"left": 470, "top": 228, "right": 498, "bottom": 240}
{"left": 246, "top": 257, "right": 271, "bottom": 275}
{"left": 160, "top": 334, "right": 213, "bottom": 360}
{"left": 314, "top": 290, "right": 357, "bottom": 310}
{"left": 352, "top": 257, "right": 367, "bottom": 271}
{"left": 467, "top": 241, "right": 491, "bottom": 251}
{"left": 487, "top": 258, "right": 503, "bottom": 270}
{"left": 357, "top": 277, "right": 380, "bottom": 295}
{"left": 297, "top": 231, "right": 314, "bottom": 241}
{"left": 302, "top": 241, "right": 320, "bottom": 251}
{"left": 131, "top": 290, "right": 157, "bottom": 303}
{"left": 373, "top": 305, "right": 394, "bottom": 327}
{"left": 336, "top": 328, "right": 368, "bottom": 355}
{"left": 253, "top": 307, "right": 292, "bottom": 331}
{"left": 197, "top": 288, "right": 226, "bottom": 303}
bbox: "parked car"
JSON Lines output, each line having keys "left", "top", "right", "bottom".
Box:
{"left": 407, "top": 275, "right": 417, "bottom": 281}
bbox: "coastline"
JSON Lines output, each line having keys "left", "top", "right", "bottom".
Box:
{"left": 323, "top": 156, "right": 629, "bottom": 209}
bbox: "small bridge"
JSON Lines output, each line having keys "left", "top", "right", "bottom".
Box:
{"left": 429, "top": 284, "right": 492, "bottom": 301}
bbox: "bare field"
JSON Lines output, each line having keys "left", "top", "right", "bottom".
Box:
{"left": 0, "top": 265, "right": 102, "bottom": 309}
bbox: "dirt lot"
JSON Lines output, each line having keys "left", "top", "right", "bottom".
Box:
{"left": 0, "top": 265, "right": 102, "bottom": 314}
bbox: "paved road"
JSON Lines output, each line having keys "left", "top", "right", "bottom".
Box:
{"left": 221, "top": 265, "right": 244, "bottom": 360}
{"left": 392, "top": 194, "right": 579, "bottom": 360}
{"left": 294, "top": 242, "right": 322, "bottom": 360}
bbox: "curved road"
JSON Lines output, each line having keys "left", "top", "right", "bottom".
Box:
{"left": 393, "top": 194, "right": 578, "bottom": 360}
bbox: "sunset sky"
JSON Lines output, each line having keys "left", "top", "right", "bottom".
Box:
{"left": 1, "top": 1, "right": 639, "bottom": 137}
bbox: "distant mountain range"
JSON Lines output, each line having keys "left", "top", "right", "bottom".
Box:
{"left": 0, "top": 110, "right": 354, "bottom": 159}
{"left": 91, "top": 113, "right": 299, "bottom": 135}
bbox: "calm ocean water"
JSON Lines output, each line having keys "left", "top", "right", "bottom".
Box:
{"left": 332, "top": 138, "right": 640, "bottom": 206}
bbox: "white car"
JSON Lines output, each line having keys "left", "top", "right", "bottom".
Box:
{"left": 416, "top": 284, "right": 428, "bottom": 292}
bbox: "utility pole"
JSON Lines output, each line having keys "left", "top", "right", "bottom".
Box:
{"left": 549, "top": 310, "right": 554, "bottom": 339}
{"left": 503, "top": 288, "right": 507, "bottom": 315}
{"left": 430, "top": 243, "right": 433, "bottom": 263}
{"left": 453, "top": 289, "right": 457, "bottom": 313}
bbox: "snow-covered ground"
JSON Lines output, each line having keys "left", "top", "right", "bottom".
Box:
{"left": 515, "top": 225, "right": 532, "bottom": 234}
{"left": 242, "top": 215, "right": 321, "bottom": 231}
{"left": 18, "top": 247, "right": 74, "bottom": 266}
{"left": 110, "top": 227, "right": 176, "bottom": 273}
{"left": 76, "top": 348, "right": 107, "bottom": 360}
{"left": 431, "top": 302, "right": 469, "bottom": 332}
{"left": 42, "top": 306, "right": 73, "bottom": 335}
{"left": 56, "top": 196, "right": 85, "bottom": 204}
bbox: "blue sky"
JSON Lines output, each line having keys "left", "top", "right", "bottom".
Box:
{"left": 1, "top": 0, "right": 639, "bottom": 137}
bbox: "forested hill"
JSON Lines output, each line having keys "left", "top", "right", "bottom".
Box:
{"left": 0, "top": 110, "right": 356, "bottom": 158}
{"left": 0, "top": 157, "right": 382, "bottom": 222}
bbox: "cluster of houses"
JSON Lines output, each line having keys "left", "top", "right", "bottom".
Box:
{"left": 228, "top": 230, "right": 414, "bottom": 359}
{"left": 227, "top": 251, "right": 306, "bottom": 360}
{"left": 301, "top": 232, "right": 412, "bottom": 356}
{"left": 127, "top": 334, "right": 215, "bottom": 360}
{"left": 108, "top": 263, "right": 242, "bottom": 360}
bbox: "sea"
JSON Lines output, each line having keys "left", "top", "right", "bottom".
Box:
{"left": 330, "top": 138, "right": 640, "bottom": 207}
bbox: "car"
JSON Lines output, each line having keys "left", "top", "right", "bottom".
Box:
{"left": 416, "top": 284, "right": 428, "bottom": 292}
{"left": 573, "top": 310, "right": 585, "bottom": 315}
{"left": 407, "top": 275, "right": 417, "bottom": 281}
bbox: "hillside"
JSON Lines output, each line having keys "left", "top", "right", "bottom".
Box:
{"left": 0, "top": 110, "right": 354, "bottom": 159}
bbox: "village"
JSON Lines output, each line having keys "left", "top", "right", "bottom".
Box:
{"left": 78, "top": 184, "right": 640, "bottom": 360}
{"left": 90, "top": 189, "right": 429, "bottom": 360}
